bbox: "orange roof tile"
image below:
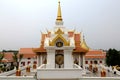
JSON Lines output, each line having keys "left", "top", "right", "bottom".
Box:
{"left": 21, "top": 54, "right": 36, "bottom": 58}
{"left": 4, "top": 52, "right": 13, "bottom": 59}
{"left": 47, "top": 32, "right": 51, "bottom": 37}
{"left": 19, "top": 48, "right": 35, "bottom": 54}
{"left": 0, "top": 52, "right": 14, "bottom": 62}
{"left": 73, "top": 47, "right": 88, "bottom": 53}
{"left": 33, "top": 47, "right": 46, "bottom": 53}
{"left": 85, "top": 50, "right": 106, "bottom": 59}
{"left": 68, "top": 32, "right": 74, "bottom": 37}
{"left": 74, "top": 34, "right": 81, "bottom": 42}
{"left": 19, "top": 48, "right": 36, "bottom": 58}
{"left": 41, "top": 34, "right": 46, "bottom": 41}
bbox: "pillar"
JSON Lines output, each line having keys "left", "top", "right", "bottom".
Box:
{"left": 40, "top": 55, "right": 42, "bottom": 65}
{"left": 82, "top": 54, "right": 85, "bottom": 70}
{"left": 79, "top": 54, "right": 82, "bottom": 67}
{"left": 64, "top": 49, "right": 73, "bottom": 68}
{"left": 46, "top": 49, "right": 55, "bottom": 68}
{"left": 37, "top": 55, "right": 40, "bottom": 67}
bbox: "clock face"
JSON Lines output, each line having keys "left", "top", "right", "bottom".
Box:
{"left": 56, "top": 42, "right": 63, "bottom": 47}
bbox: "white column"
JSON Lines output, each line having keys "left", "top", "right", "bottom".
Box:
{"left": 79, "top": 54, "right": 82, "bottom": 66}
{"left": 37, "top": 55, "right": 40, "bottom": 67}
{"left": 46, "top": 49, "right": 55, "bottom": 68}
{"left": 82, "top": 54, "right": 85, "bottom": 70}
{"left": 39, "top": 55, "right": 42, "bottom": 65}
{"left": 64, "top": 49, "right": 73, "bottom": 68}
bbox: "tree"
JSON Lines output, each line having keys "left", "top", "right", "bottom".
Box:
{"left": 0, "top": 53, "right": 4, "bottom": 64}
{"left": 12, "top": 52, "right": 23, "bottom": 70}
{"left": 0, "top": 53, "right": 4, "bottom": 72}
{"left": 106, "top": 48, "right": 120, "bottom": 66}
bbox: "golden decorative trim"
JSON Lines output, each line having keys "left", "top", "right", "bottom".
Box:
{"left": 56, "top": 0, "right": 62, "bottom": 21}
{"left": 55, "top": 28, "right": 64, "bottom": 34}
{"left": 49, "top": 34, "right": 69, "bottom": 46}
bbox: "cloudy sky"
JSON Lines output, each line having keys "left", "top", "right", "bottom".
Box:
{"left": 0, "top": 0, "right": 120, "bottom": 51}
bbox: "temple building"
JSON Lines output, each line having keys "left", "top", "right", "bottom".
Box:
{"left": 17, "top": 1, "right": 106, "bottom": 79}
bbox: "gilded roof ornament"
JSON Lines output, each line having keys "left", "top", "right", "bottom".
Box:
{"left": 56, "top": 0, "right": 62, "bottom": 22}
{"left": 81, "top": 35, "right": 89, "bottom": 51}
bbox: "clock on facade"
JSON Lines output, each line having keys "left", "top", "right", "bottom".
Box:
{"left": 56, "top": 42, "right": 63, "bottom": 47}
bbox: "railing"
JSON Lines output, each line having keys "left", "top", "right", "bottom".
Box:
{"left": 0, "top": 76, "right": 120, "bottom": 80}
{"left": 0, "top": 64, "right": 33, "bottom": 76}
{"left": 80, "top": 77, "right": 120, "bottom": 80}
{"left": 37, "top": 64, "right": 46, "bottom": 69}
{"left": 0, "top": 76, "right": 35, "bottom": 80}
{"left": 73, "top": 64, "right": 82, "bottom": 69}
{"left": 113, "top": 67, "right": 120, "bottom": 75}
{"left": 0, "top": 66, "right": 26, "bottom": 76}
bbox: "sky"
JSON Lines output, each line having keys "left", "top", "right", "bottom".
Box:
{"left": 0, "top": 0, "right": 120, "bottom": 51}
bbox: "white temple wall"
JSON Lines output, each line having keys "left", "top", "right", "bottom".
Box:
{"left": 64, "top": 48, "right": 73, "bottom": 68}
{"left": 46, "top": 49, "right": 55, "bottom": 68}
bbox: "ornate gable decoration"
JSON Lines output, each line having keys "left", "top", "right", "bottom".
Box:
{"left": 49, "top": 34, "right": 69, "bottom": 46}
{"left": 55, "top": 28, "right": 64, "bottom": 34}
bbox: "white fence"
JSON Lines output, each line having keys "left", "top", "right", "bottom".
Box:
{"left": 0, "top": 76, "right": 120, "bottom": 80}
{"left": 0, "top": 76, "right": 35, "bottom": 80}
{"left": 80, "top": 77, "right": 120, "bottom": 80}
{"left": 0, "top": 66, "right": 27, "bottom": 76}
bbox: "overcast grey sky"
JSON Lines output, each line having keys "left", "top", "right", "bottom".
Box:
{"left": 0, "top": 0, "right": 120, "bottom": 51}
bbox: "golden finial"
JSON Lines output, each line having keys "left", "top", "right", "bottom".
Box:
{"left": 56, "top": 0, "right": 62, "bottom": 21}
{"left": 81, "top": 35, "right": 89, "bottom": 51}
{"left": 58, "top": 0, "right": 60, "bottom": 4}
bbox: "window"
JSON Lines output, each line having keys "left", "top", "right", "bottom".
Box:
{"left": 85, "top": 61, "right": 88, "bottom": 64}
{"left": 27, "top": 61, "right": 31, "bottom": 65}
{"left": 21, "top": 62, "right": 25, "bottom": 66}
{"left": 33, "top": 61, "right": 37, "bottom": 64}
{"left": 100, "top": 61, "right": 102, "bottom": 63}
{"left": 94, "top": 60, "right": 98, "bottom": 64}
{"left": 90, "top": 61, "right": 93, "bottom": 64}
{"left": 28, "top": 58, "right": 31, "bottom": 60}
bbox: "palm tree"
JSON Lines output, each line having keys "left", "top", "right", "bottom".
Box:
{"left": 12, "top": 52, "right": 23, "bottom": 70}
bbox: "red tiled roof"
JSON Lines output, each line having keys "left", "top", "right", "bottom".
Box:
{"left": 4, "top": 52, "right": 13, "bottom": 59}
{"left": 68, "top": 31, "right": 74, "bottom": 37}
{"left": 85, "top": 50, "right": 106, "bottom": 59}
{"left": 33, "top": 47, "right": 46, "bottom": 53}
{"left": 1, "top": 59, "right": 9, "bottom": 62}
{"left": 19, "top": 48, "right": 36, "bottom": 58}
{"left": 73, "top": 47, "right": 88, "bottom": 53}
{"left": 0, "top": 52, "right": 14, "bottom": 62}
{"left": 19, "top": 48, "right": 34, "bottom": 54}
{"left": 74, "top": 34, "right": 81, "bottom": 42}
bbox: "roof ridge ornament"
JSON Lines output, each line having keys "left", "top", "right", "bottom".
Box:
{"left": 55, "top": 0, "right": 63, "bottom": 25}
{"left": 81, "top": 35, "right": 89, "bottom": 51}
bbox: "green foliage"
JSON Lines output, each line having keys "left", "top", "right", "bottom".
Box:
{"left": 12, "top": 52, "right": 23, "bottom": 70}
{"left": 106, "top": 48, "right": 120, "bottom": 66}
{"left": 2, "top": 50, "right": 18, "bottom": 53}
{"left": 12, "top": 52, "right": 18, "bottom": 62}
{"left": 0, "top": 53, "right": 4, "bottom": 62}
{"left": 19, "top": 54, "right": 23, "bottom": 62}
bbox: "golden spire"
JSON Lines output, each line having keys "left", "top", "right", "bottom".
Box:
{"left": 56, "top": 0, "right": 62, "bottom": 22}
{"left": 81, "top": 35, "right": 89, "bottom": 51}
